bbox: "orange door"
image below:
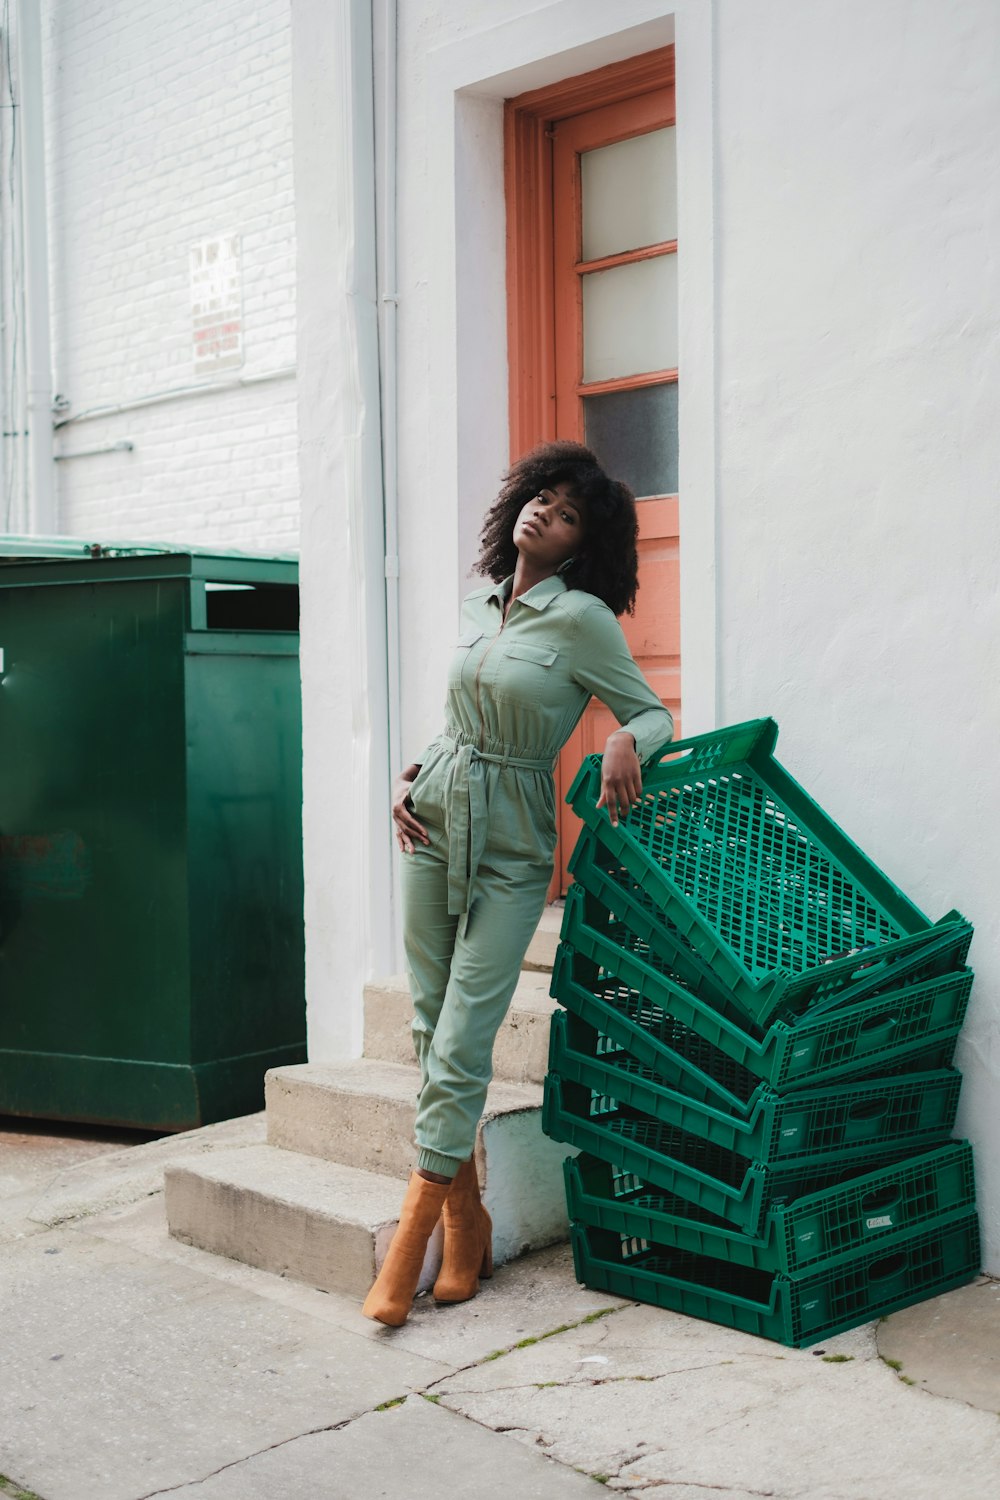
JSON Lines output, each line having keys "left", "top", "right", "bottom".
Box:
{"left": 505, "top": 49, "right": 680, "bottom": 894}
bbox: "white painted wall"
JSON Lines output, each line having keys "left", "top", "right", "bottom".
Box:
{"left": 41, "top": 0, "right": 298, "bottom": 550}
{"left": 710, "top": 0, "right": 1000, "bottom": 1269}
{"left": 294, "top": 0, "right": 1000, "bottom": 1269}
{"left": 293, "top": 0, "right": 393, "bottom": 1063}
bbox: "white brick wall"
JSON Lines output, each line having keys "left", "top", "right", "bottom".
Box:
{"left": 42, "top": 0, "right": 298, "bottom": 551}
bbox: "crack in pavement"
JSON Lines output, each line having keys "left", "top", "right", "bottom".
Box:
{"left": 421, "top": 1302, "right": 632, "bottom": 1391}
{"left": 129, "top": 1317, "right": 645, "bottom": 1500}
{"left": 430, "top": 1389, "right": 792, "bottom": 1500}
{"left": 872, "top": 1343, "right": 1000, "bottom": 1417}
{"left": 411, "top": 1397, "right": 609, "bottom": 1490}
{"left": 129, "top": 1401, "right": 407, "bottom": 1499}
{"left": 434, "top": 1365, "right": 810, "bottom": 1498}
{"left": 583, "top": 1359, "right": 762, "bottom": 1389}
{"left": 614, "top": 1483, "right": 786, "bottom": 1497}
{"left": 434, "top": 1357, "right": 775, "bottom": 1401}
{"left": 14, "top": 1303, "right": 640, "bottom": 1500}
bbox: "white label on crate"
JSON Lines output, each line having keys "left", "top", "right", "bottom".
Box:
{"left": 866, "top": 1214, "right": 894, "bottom": 1229}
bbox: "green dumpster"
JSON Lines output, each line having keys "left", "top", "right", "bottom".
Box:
{"left": 0, "top": 538, "right": 306, "bottom": 1131}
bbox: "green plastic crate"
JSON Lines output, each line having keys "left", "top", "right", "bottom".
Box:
{"left": 554, "top": 942, "right": 766, "bottom": 1112}
{"left": 550, "top": 1010, "right": 961, "bottom": 1166}
{"left": 570, "top": 1214, "right": 980, "bottom": 1348}
{"left": 564, "top": 1146, "right": 977, "bottom": 1276}
{"left": 567, "top": 718, "right": 970, "bottom": 1027}
{"left": 543, "top": 1073, "right": 950, "bottom": 1236}
{"left": 558, "top": 884, "right": 973, "bottom": 1096}
{"left": 552, "top": 943, "right": 958, "bottom": 1118}
{"left": 568, "top": 829, "right": 973, "bottom": 1029}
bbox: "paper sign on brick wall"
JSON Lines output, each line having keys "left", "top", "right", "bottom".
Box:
{"left": 191, "top": 234, "right": 243, "bottom": 372}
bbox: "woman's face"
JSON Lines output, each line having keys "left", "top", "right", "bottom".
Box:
{"left": 512, "top": 482, "right": 585, "bottom": 572}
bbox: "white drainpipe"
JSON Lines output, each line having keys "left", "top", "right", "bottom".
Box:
{"left": 378, "top": 0, "right": 402, "bottom": 964}
{"left": 17, "top": 0, "right": 57, "bottom": 534}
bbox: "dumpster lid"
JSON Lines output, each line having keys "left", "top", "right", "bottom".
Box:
{"left": 0, "top": 535, "right": 297, "bottom": 566}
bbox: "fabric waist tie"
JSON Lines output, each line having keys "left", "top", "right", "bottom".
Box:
{"left": 440, "top": 735, "right": 552, "bottom": 925}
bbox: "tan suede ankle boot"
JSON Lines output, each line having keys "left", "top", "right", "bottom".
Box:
{"left": 362, "top": 1172, "right": 451, "bottom": 1327}
{"left": 433, "top": 1157, "right": 493, "bottom": 1304}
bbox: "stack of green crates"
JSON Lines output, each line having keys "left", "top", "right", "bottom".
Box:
{"left": 543, "top": 718, "right": 980, "bottom": 1347}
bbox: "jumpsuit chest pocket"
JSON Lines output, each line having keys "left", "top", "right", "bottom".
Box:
{"left": 504, "top": 642, "right": 559, "bottom": 667}
{"left": 494, "top": 640, "right": 560, "bottom": 703}
{"left": 447, "top": 629, "right": 484, "bottom": 689}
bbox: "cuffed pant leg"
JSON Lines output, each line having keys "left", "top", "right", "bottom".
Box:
{"left": 413, "top": 856, "right": 551, "bottom": 1170}
{"left": 399, "top": 822, "right": 459, "bottom": 1089}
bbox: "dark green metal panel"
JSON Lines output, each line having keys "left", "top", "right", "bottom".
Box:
{"left": 0, "top": 542, "right": 306, "bottom": 1131}
{"left": 184, "top": 641, "right": 305, "bottom": 1068}
{"left": 0, "top": 577, "right": 191, "bottom": 1061}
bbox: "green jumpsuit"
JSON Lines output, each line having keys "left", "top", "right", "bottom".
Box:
{"left": 402, "top": 572, "right": 674, "bottom": 1177}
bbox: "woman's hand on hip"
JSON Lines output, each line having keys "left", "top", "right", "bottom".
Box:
{"left": 393, "top": 765, "right": 430, "bottom": 854}
{"left": 597, "top": 730, "right": 643, "bottom": 828}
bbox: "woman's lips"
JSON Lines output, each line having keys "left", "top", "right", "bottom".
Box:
{"left": 521, "top": 518, "right": 542, "bottom": 537}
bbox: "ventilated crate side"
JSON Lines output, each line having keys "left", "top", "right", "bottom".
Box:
{"left": 570, "top": 1213, "right": 980, "bottom": 1347}
{"left": 543, "top": 1073, "right": 920, "bottom": 1237}
{"left": 560, "top": 883, "right": 972, "bottom": 1095}
{"left": 565, "top": 1144, "right": 976, "bottom": 1276}
{"left": 550, "top": 1010, "right": 961, "bottom": 1167}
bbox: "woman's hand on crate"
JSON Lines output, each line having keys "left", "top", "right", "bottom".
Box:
{"left": 597, "top": 730, "right": 643, "bottom": 827}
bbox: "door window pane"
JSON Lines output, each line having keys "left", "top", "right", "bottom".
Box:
{"left": 581, "top": 126, "right": 677, "bottom": 261}
{"left": 582, "top": 254, "right": 677, "bottom": 382}
{"left": 584, "top": 382, "right": 678, "bottom": 498}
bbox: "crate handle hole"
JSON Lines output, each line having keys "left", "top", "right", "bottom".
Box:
{"left": 868, "top": 1252, "right": 908, "bottom": 1281}
{"left": 848, "top": 1098, "right": 891, "bottom": 1122}
{"left": 861, "top": 1185, "right": 902, "bottom": 1214}
{"left": 858, "top": 1012, "right": 898, "bottom": 1035}
{"left": 657, "top": 746, "right": 694, "bottom": 766}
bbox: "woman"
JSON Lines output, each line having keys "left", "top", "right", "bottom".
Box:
{"left": 363, "top": 441, "right": 673, "bottom": 1326}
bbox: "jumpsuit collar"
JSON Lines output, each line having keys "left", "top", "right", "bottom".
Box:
{"left": 486, "top": 573, "right": 568, "bottom": 612}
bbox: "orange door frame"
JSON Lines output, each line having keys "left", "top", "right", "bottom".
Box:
{"left": 504, "top": 45, "right": 678, "bottom": 897}
{"left": 504, "top": 45, "right": 676, "bottom": 452}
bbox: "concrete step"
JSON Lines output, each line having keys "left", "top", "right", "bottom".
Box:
{"left": 523, "top": 901, "right": 562, "bottom": 973}
{"left": 164, "top": 908, "right": 571, "bottom": 1298}
{"left": 265, "top": 1060, "right": 570, "bottom": 1260}
{"left": 165, "top": 1145, "right": 433, "bottom": 1299}
{"left": 363, "top": 970, "right": 557, "bottom": 1085}
{"left": 166, "top": 1123, "right": 571, "bottom": 1293}
{"left": 266, "top": 1059, "right": 545, "bottom": 1179}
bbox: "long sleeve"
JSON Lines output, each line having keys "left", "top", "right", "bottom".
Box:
{"left": 569, "top": 600, "right": 674, "bottom": 764}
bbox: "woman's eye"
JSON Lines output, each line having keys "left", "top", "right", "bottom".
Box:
{"left": 561, "top": 511, "right": 576, "bottom": 524}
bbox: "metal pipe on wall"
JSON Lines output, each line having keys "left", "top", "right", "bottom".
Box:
{"left": 377, "top": 0, "right": 402, "bottom": 964}
{"left": 350, "top": 0, "right": 394, "bottom": 995}
{"left": 16, "top": 0, "right": 56, "bottom": 533}
{"left": 307, "top": 0, "right": 392, "bottom": 1056}
{"left": 53, "top": 365, "right": 297, "bottom": 428}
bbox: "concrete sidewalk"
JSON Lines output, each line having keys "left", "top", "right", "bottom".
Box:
{"left": 1, "top": 1116, "right": 998, "bottom": 1500}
